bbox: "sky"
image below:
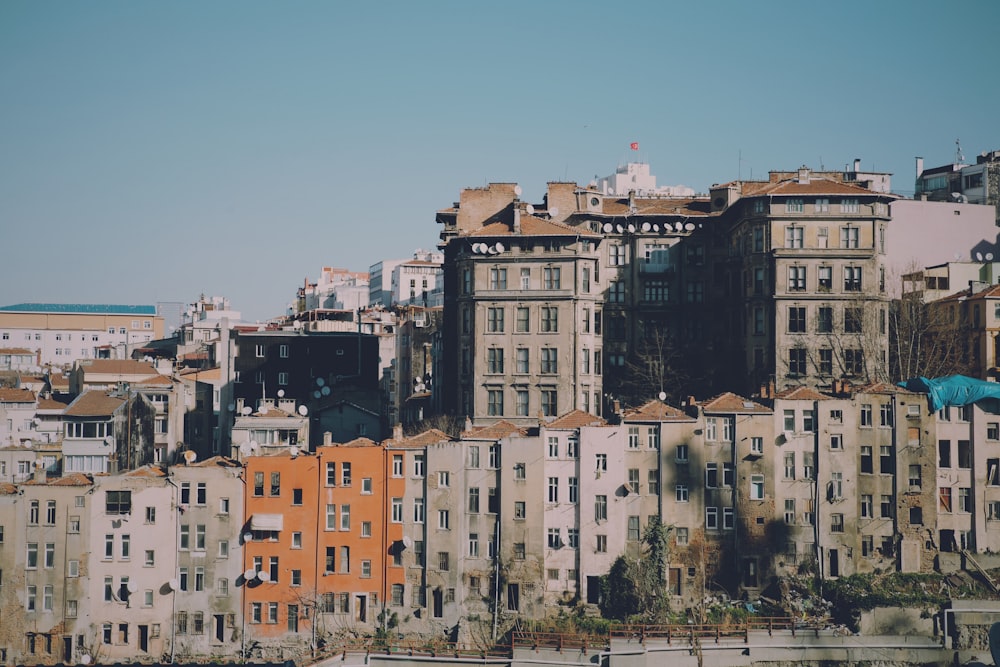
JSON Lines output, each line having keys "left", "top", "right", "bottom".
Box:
{"left": 2, "top": 1, "right": 998, "bottom": 322}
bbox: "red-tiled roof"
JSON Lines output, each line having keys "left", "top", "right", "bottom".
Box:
{"left": 600, "top": 197, "right": 713, "bottom": 217}
{"left": 64, "top": 390, "right": 125, "bottom": 417}
{"left": 78, "top": 359, "right": 160, "bottom": 375}
{"left": 623, "top": 400, "right": 691, "bottom": 421}
{"left": 0, "top": 482, "right": 17, "bottom": 495}
{"left": 0, "top": 347, "right": 34, "bottom": 355}
{"left": 699, "top": 392, "right": 771, "bottom": 414}
{"left": 546, "top": 410, "right": 607, "bottom": 429}
{"left": 0, "top": 387, "right": 35, "bottom": 402}
{"left": 38, "top": 397, "right": 68, "bottom": 410}
{"left": 774, "top": 387, "right": 830, "bottom": 401}
{"left": 462, "top": 420, "right": 527, "bottom": 440}
{"left": 466, "top": 217, "right": 601, "bottom": 238}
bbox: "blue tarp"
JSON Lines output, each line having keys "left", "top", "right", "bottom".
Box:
{"left": 897, "top": 375, "right": 1000, "bottom": 412}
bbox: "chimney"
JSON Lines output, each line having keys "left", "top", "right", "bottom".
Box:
{"left": 512, "top": 205, "right": 521, "bottom": 234}
{"left": 853, "top": 158, "right": 861, "bottom": 173}
{"left": 916, "top": 157, "right": 924, "bottom": 179}
{"left": 797, "top": 166, "right": 810, "bottom": 184}
{"left": 393, "top": 423, "right": 403, "bottom": 441}
{"left": 33, "top": 466, "right": 47, "bottom": 484}
{"left": 464, "top": 417, "right": 472, "bottom": 432}
{"left": 323, "top": 431, "right": 333, "bottom": 446}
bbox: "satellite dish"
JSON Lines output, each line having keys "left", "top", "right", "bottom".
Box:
{"left": 241, "top": 406, "right": 252, "bottom": 416}
{"left": 675, "top": 221, "right": 684, "bottom": 231}
{"left": 641, "top": 222, "right": 651, "bottom": 232}
{"left": 81, "top": 655, "right": 92, "bottom": 665}
{"left": 549, "top": 206, "right": 559, "bottom": 217}
{"left": 602, "top": 223, "right": 613, "bottom": 233}
{"left": 513, "top": 185, "right": 523, "bottom": 197}
{"left": 167, "top": 579, "right": 178, "bottom": 592}
{"left": 402, "top": 536, "right": 414, "bottom": 549}
{"left": 313, "top": 390, "right": 322, "bottom": 399}
{"left": 652, "top": 224, "right": 660, "bottom": 232}
{"left": 298, "top": 405, "right": 308, "bottom": 416}
{"left": 249, "top": 441, "right": 259, "bottom": 451}
{"left": 976, "top": 252, "right": 984, "bottom": 261}
{"left": 227, "top": 403, "right": 235, "bottom": 412}
{"left": 684, "top": 222, "right": 696, "bottom": 231}
{"left": 321, "top": 386, "right": 330, "bottom": 396}
{"left": 495, "top": 242, "right": 505, "bottom": 252}
{"left": 526, "top": 204, "right": 535, "bottom": 215}
{"left": 988, "top": 253, "right": 995, "bottom": 261}
{"left": 616, "top": 224, "right": 624, "bottom": 233}
{"left": 289, "top": 446, "right": 299, "bottom": 458}
{"left": 471, "top": 243, "right": 482, "bottom": 254}
{"left": 658, "top": 392, "right": 667, "bottom": 401}
{"left": 257, "top": 570, "right": 271, "bottom": 583}
{"left": 277, "top": 389, "right": 285, "bottom": 398}
{"left": 183, "top": 450, "right": 197, "bottom": 464}
{"left": 127, "top": 581, "right": 138, "bottom": 594}
{"left": 608, "top": 187, "right": 616, "bottom": 195}
{"left": 316, "top": 377, "right": 325, "bottom": 387}
{"left": 487, "top": 245, "right": 499, "bottom": 255}
{"left": 627, "top": 224, "right": 636, "bottom": 233}
{"left": 244, "top": 568, "right": 256, "bottom": 581}
{"left": 239, "top": 443, "right": 252, "bottom": 457}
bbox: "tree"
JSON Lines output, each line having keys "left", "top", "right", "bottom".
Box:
{"left": 598, "top": 518, "right": 672, "bottom": 621}
{"left": 890, "top": 293, "right": 975, "bottom": 382}
{"left": 610, "top": 317, "right": 692, "bottom": 408}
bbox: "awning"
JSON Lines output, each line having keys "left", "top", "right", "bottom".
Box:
{"left": 250, "top": 513, "right": 284, "bottom": 531}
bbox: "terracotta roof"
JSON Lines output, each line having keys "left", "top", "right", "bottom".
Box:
{"left": 546, "top": 410, "right": 607, "bottom": 429}
{"left": 0, "top": 482, "right": 17, "bottom": 495}
{"left": 462, "top": 420, "right": 527, "bottom": 440}
{"left": 622, "top": 400, "right": 691, "bottom": 421}
{"left": 124, "top": 465, "right": 166, "bottom": 478}
{"left": 400, "top": 429, "right": 452, "bottom": 446}
{"left": 699, "top": 392, "right": 771, "bottom": 414}
{"left": 855, "top": 382, "right": 920, "bottom": 395}
{"left": 599, "top": 197, "right": 714, "bottom": 217}
{"left": 749, "top": 177, "right": 883, "bottom": 197}
{"left": 24, "top": 473, "right": 93, "bottom": 487}
{"left": 0, "top": 387, "right": 35, "bottom": 402}
{"left": 38, "top": 397, "right": 68, "bottom": 410}
{"left": 179, "top": 367, "right": 222, "bottom": 381}
{"left": 137, "top": 375, "right": 173, "bottom": 387}
{"left": 178, "top": 455, "right": 241, "bottom": 468}
{"left": 466, "top": 217, "right": 600, "bottom": 238}
{"left": 0, "top": 347, "right": 34, "bottom": 355}
{"left": 966, "top": 284, "right": 1000, "bottom": 300}
{"left": 335, "top": 437, "right": 380, "bottom": 448}
{"left": 64, "top": 390, "right": 125, "bottom": 417}
{"left": 78, "top": 359, "right": 160, "bottom": 376}
{"left": 774, "top": 387, "right": 830, "bottom": 401}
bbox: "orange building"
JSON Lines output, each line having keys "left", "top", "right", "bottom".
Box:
{"left": 242, "top": 440, "right": 404, "bottom": 651}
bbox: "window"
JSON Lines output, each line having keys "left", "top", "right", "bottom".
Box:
{"left": 784, "top": 499, "right": 796, "bottom": 524}
{"left": 520, "top": 268, "right": 531, "bottom": 290}
{"left": 706, "top": 507, "right": 719, "bottom": 530}
{"left": 487, "top": 307, "right": 504, "bottom": 332}
{"left": 568, "top": 477, "right": 579, "bottom": 503}
{"left": 784, "top": 452, "right": 795, "bottom": 479}
{"left": 514, "top": 462, "right": 525, "bottom": 480}
{"left": 487, "top": 388, "right": 504, "bottom": 416}
{"left": 803, "top": 452, "right": 815, "bottom": 479}
{"left": 489, "top": 267, "right": 507, "bottom": 290}
{"left": 595, "top": 495, "right": 608, "bottom": 522}
{"left": 675, "top": 485, "right": 689, "bottom": 502}
{"left": 628, "top": 468, "right": 640, "bottom": 494}
{"left": 541, "top": 388, "right": 558, "bottom": 416}
{"left": 788, "top": 348, "right": 806, "bottom": 376}
{"left": 609, "top": 243, "right": 626, "bottom": 266}
{"left": 540, "top": 306, "right": 558, "bottom": 332}
{"left": 391, "top": 498, "right": 403, "bottom": 523}
{"left": 487, "top": 347, "right": 504, "bottom": 374}
{"left": 392, "top": 454, "right": 404, "bottom": 476}
{"left": 840, "top": 225, "right": 860, "bottom": 249}
{"left": 105, "top": 490, "right": 131, "bottom": 515}
{"left": 881, "top": 494, "right": 893, "bottom": 518}
{"left": 845, "top": 307, "right": 863, "bottom": 333}
{"left": 515, "top": 306, "right": 529, "bottom": 333}
{"left": 831, "top": 513, "right": 844, "bottom": 533}
{"left": 786, "top": 199, "right": 804, "bottom": 214}
{"left": 543, "top": 267, "right": 561, "bottom": 289}
{"left": 844, "top": 266, "right": 862, "bottom": 291}
{"left": 514, "top": 501, "right": 526, "bottom": 520}
{"left": 959, "top": 487, "right": 971, "bottom": 513}
{"left": 270, "top": 472, "right": 280, "bottom": 496}
{"left": 819, "top": 348, "right": 833, "bottom": 375}
{"left": 438, "top": 509, "right": 450, "bottom": 529}
{"left": 788, "top": 266, "right": 806, "bottom": 291}
{"left": 958, "top": 440, "right": 971, "bottom": 469}
{"left": 467, "top": 446, "right": 480, "bottom": 468}
{"left": 469, "top": 533, "right": 480, "bottom": 557}
{"left": 785, "top": 225, "right": 803, "bottom": 247}
{"left": 788, "top": 307, "right": 806, "bottom": 332}
{"left": 596, "top": 535, "right": 607, "bottom": 553}
{"left": 939, "top": 440, "right": 951, "bottom": 468}
{"left": 842, "top": 198, "right": 859, "bottom": 213}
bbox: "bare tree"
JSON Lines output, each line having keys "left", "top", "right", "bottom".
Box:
{"left": 612, "top": 319, "right": 691, "bottom": 407}
{"left": 890, "top": 293, "right": 974, "bottom": 381}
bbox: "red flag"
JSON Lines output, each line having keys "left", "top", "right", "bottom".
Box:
{"left": 630, "top": 142, "right": 639, "bottom": 150}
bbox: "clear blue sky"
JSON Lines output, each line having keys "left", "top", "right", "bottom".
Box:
{"left": 2, "top": 1, "right": 998, "bottom": 322}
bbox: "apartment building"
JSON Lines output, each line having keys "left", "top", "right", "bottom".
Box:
{"left": 0, "top": 472, "right": 92, "bottom": 664}
{"left": 170, "top": 457, "right": 244, "bottom": 660}
{"left": 87, "top": 470, "right": 175, "bottom": 663}
{"left": 0, "top": 387, "right": 38, "bottom": 449}
{"left": 0, "top": 304, "right": 165, "bottom": 369}
{"left": 62, "top": 389, "right": 157, "bottom": 475}
{"left": 717, "top": 169, "right": 896, "bottom": 392}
